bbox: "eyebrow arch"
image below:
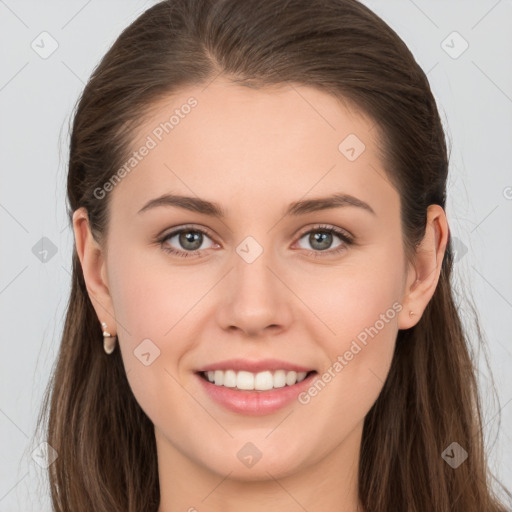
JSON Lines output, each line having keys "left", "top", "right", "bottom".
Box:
{"left": 137, "top": 192, "right": 376, "bottom": 217}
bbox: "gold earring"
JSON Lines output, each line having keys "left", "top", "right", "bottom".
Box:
{"left": 102, "top": 322, "right": 117, "bottom": 354}
{"left": 409, "top": 311, "right": 415, "bottom": 317}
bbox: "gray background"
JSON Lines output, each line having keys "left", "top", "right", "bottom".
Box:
{"left": 1, "top": 0, "right": 511, "bottom": 510}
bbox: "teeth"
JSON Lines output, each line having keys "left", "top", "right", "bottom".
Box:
{"left": 203, "top": 369, "right": 310, "bottom": 390}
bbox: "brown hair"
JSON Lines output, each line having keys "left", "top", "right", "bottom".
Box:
{"left": 35, "top": 0, "right": 512, "bottom": 510}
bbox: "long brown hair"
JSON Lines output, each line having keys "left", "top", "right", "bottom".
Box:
{"left": 35, "top": 0, "right": 512, "bottom": 510}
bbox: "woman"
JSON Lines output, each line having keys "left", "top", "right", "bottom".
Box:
{"left": 36, "top": 0, "right": 511, "bottom": 510}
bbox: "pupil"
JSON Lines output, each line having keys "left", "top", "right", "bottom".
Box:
{"left": 311, "top": 231, "right": 331, "bottom": 250}
{"left": 180, "top": 231, "right": 202, "bottom": 250}
{"left": 177, "top": 230, "right": 332, "bottom": 252}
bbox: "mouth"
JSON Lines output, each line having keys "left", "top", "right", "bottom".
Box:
{"left": 195, "top": 367, "right": 319, "bottom": 415}
{"left": 196, "top": 369, "right": 318, "bottom": 392}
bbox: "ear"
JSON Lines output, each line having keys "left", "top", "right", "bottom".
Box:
{"left": 397, "top": 204, "right": 450, "bottom": 330}
{"left": 72, "top": 207, "right": 116, "bottom": 335}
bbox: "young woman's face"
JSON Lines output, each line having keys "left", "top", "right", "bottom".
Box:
{"left": 90, "top": 78, "right": 419, "bottom": 481}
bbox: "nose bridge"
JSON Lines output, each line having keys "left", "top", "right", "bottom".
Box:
{"left": 218, "top": 234, "right": 292, "bottom": 334}
{"left": 233, "top": 234, "right": 279, "bottom": 306}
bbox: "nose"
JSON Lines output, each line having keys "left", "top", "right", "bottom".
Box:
{"left": 216, "top": 246, "right": 294, "bottom": 338}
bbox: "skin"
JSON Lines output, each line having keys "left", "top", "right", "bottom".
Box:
{"left": 73, "top": 77, "right": 448, "bottom": 512}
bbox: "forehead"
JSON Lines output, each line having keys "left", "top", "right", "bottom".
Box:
{"left": 109, "top": 77, "right": 397, "bottom": 220}
{"left": 136, "top": 77, "right": 377, "bottom": 157}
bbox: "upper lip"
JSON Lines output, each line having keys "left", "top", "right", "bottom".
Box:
{"left": 196, "top": 358, "right": 316, "bottom": 374}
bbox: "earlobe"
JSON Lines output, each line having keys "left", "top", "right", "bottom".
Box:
{"left": 397, "top": 204, "right": 449, "bottom": 330}
{"left": 72, "top": 207, "right": 116, "bottom": 331}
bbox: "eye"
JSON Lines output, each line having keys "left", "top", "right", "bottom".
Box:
{"left": 158, "top": 223, "right": 354, "bottom": 259}
{"left": 294, "top": 224, "right": 354, "bottom": 257}
{"left": 159, "top": 225, "right": 217, "bottom": 258}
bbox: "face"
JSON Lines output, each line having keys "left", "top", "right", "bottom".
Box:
{"left": 76, "top": 77, "right": 438, "bottom": 483}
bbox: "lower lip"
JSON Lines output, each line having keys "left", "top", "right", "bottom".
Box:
{"left": 195, "top": 371, "right": 318, "bottom": 416}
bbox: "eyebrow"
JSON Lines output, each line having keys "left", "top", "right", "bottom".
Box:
{"left": 137, "top": 192, "right": 376, "bottom": 217}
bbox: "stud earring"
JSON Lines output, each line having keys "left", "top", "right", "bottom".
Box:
{"left": 409, "top": 310, "right": 415, "bottom": 317}
{"left": 102, "top": 322, "right": 117, "bottom": 354}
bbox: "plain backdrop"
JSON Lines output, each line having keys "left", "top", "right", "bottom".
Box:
{"left": 1, "top": 0, "right": 511, "bottom": 510}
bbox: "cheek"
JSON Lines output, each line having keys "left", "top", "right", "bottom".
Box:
{"left": 107, "top": 246, "right": 203, "bottom": 340}
{"left": 297, "top": 245, "right": 404, "bottom": 346}
{"left": 291, "top": 246, "right": 403, "bottom": 420}
{"left": 106, "top": 248, "right": 210, "bottom": 401}
{"left": 108, "top": 254, "right": 165, "bottom": 338}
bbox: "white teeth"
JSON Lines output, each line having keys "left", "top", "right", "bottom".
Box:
{"left": 223, "top": 369, "right": 237, "bottom": 388}
{"left": 237, "top": 371, "right": 255, "bottom": 390}
{"left": 203, "top": 369, "right": 310, "bottom": 390}
{"left": 286, "top": 371, "right": 297, "bottom": 386}
{"left": 254, "top": 371, "right": 273, "bottom": 390}
{"left": 273, "top": 369, "right": 287, "bottom": 388}
{"left": 214, "top": 370, "right": 223, "bottom": 386}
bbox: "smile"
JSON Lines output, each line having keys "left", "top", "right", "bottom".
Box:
{"left": 200, "top": 369, "right": 315, "bottom": 391}
{"left": 195, "top": 369, "right": 319, "bottom": 416}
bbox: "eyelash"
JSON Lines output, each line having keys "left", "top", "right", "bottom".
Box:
{"left": 158, "top": 224, "right": 354, "bottom": 259}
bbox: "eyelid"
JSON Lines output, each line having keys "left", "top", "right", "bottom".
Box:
{"left": 158, "top": 223, "right": 354, "bottom": 258}
{"left": 159, "top": 223, "right": 217, "bottom": 240}
{"left": 294, "top": 223, "right": 354, "bottom": 242}
{"left": 159, "top": 223, "right": 353, "bottom": 244}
